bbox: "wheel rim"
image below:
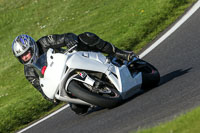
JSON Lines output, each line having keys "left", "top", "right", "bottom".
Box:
{"left": 83, "top": 82, "right": 120, "bottom": 98}
{"left": 101, "top": 87, "right": 120, "bottom": 98}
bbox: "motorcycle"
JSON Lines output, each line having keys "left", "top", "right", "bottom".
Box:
{"left": 32, "top": 45, "right": 160, "bottom": 111}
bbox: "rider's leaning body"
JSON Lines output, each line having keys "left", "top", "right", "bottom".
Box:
{"left": 12, "top": 32, "right": 134, "bottom": 114}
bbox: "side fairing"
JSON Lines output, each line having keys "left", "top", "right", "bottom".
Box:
{"left": 66, "top": 51, "right": 142, "bottom": 99}
{"left": 66, "top": 52, "right": 110, "bottom": 73}
{"left": 40, "top": 50, "right": 142, "bottom": 100}
{"left": 105, "top": 64, "right": 142, "bottom": 98}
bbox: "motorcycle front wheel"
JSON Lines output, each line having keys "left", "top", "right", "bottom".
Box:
{"left": 68, "top": 80, "right": 122, "bottom": 108}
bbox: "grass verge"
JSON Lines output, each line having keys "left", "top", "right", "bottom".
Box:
{"left": 137, "top": 107, "right": 200, "bottom": 133}
{"left": 0, "top": 0, "right": 196, "bottom": 132}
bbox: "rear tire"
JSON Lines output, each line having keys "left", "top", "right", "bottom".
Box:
{"left": 68, "top": 80, "right": 123, "bottom": 108}
{"left": 134, "top": 59, "right": 160, "bottom": 90}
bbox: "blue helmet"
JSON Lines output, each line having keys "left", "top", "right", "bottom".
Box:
{"left": 12, "top": 34, "right": 39, "bottom": 64}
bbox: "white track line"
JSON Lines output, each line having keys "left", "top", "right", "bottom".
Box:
{"left": 18, "top": 1, "right": 200, "bottom": 132}
{"left": 17, "top": 105, "right": 69, "bottom": 133}
{"left": 139, "top": 0, "right": 200, "bottom": 58}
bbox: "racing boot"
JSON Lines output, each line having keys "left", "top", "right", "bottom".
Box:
{"left": 98, "top": 41, "right": 135, "bottom": 61}
{"left": 69, "top": 103, "right": 89, "bottom": 115}
{"left": 114, "top": 47, "right": 135, "bottom": 61}
{"left": 78, "top": 32, "right": 135, "bottom": 61}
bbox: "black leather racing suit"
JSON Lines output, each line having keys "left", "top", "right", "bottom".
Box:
{"left": 24, "top": 32, "right": 116, "bottom": 101}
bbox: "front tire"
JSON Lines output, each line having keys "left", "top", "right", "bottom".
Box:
{"left": 68, "top": 80, "right": 122, "bottom": 108}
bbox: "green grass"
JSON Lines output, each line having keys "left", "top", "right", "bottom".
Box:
{"left": 0, "top": 0, "right": 196, "bottom": 132}
{"left": 137, "top": 107, "right": 200, "bottom": 133}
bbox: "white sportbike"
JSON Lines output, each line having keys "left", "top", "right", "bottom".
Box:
{"left": 33, "top": 46, "right": 160, "bottom": 110}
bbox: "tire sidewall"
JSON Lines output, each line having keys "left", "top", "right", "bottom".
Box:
{"left": 135, "top": 59, "right": 160, "bottom": 89}
{"left": 68, "top": 80, "right": 122, "bottom": 108}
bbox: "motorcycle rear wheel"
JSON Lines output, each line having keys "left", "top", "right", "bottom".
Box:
{"left": 134, "top": 59, "right": 160, "bottom": 90}
{"left": 68, "top": 80, "right": 122, "bottom": 108}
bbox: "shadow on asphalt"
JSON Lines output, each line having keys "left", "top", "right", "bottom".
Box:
{"left": 123, "top": 67, "right": 193, "bottom": 102}
{"left": 159, "top": 67, "right": 192, "bottom": 86}
{"left": 86, "top": 68, "right": 192, "bottom": 115}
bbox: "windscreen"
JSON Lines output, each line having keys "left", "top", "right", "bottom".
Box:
{"left": 32, "top": 53, "right": 47, "bottom": 78}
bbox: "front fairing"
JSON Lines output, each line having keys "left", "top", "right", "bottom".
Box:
{"left": 40, "top": 49, "right": 68, "bottom": 99}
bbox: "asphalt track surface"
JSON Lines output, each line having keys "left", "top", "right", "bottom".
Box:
{"left": 22, "top": 4, "right": 200, "bottom": 133}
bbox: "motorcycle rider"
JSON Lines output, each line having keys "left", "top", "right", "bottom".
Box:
{"left": 12, "top": 32, "right": 135, "bottom": 114}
